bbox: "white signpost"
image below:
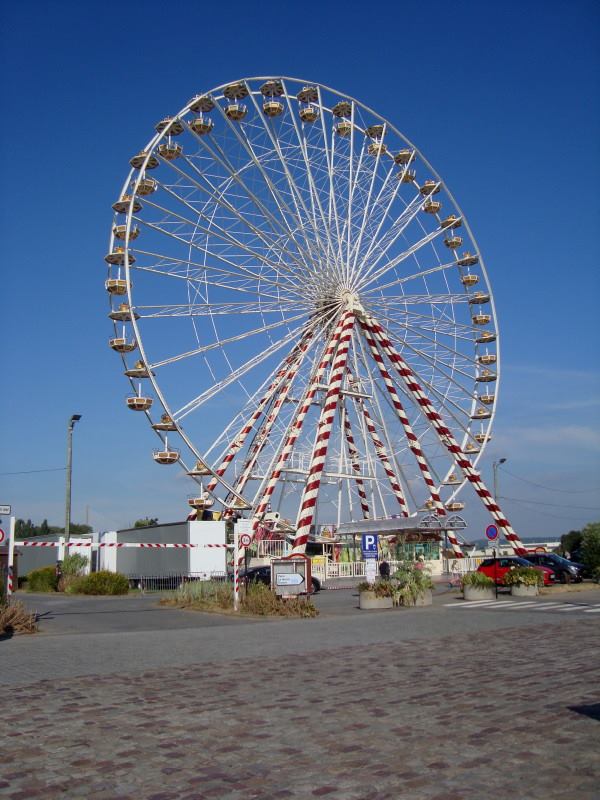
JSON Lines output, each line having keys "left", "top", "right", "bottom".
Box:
{"left": 0, "top": 505, "right": 11, "bottom": 516}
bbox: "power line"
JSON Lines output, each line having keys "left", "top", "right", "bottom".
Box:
{"left": 499, "top": 466, "right": 600, "bottom": 495}
{"left": 0, "top": 467, "right": 66, "bottom": 476}
{"left": 499, "top": 495, "right": 600, "bottom": 512}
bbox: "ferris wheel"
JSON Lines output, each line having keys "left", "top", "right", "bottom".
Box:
{"left": 106, "top": 76, "right": 525, "bottom": 557}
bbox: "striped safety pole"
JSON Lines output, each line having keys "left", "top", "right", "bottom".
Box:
{"left": 365, "top": 314, "right": 527, "bottom": 557}
{"left": 6, "top": 517, "right": 15, "bottom": 598}
{"left": 293, "top": 311, "right": 355, "bottom": 554}
{"left": 233, "top": 529, "right": 240, "bottom": 612}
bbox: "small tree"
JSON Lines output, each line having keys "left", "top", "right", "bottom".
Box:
{"left": 134, "top": 517, "right": 159, "bottom": 528}
{"left": 581, "top": 522, "right": 600, "bottom": 571}
{"left": 557, "top": 529, "right": 582, "bottom": 556}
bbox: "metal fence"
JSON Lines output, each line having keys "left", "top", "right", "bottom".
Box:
{"left": 130, "top": 572, "right": 228, "bottom": 593}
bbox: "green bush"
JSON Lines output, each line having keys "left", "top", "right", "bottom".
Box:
{"left": 27, "top": 566, "right": 58, "bottom": 592}
{"left": 460, "top": 571, "right": 495, "bottom": 589}
{"left": 581, "top": 522, "right": 600, "bottom": 572}
{"left": 71, "top": 571, "right": 129, "bottom": 595}
{"left": 62, "top": 553, "right": 89, "bottom": 576}
{"left": 503, "top": 566, "right": 543, "bottom": 587}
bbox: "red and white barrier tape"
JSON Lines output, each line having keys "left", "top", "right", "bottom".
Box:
{"left": 17, "top": 541, "right": 232, "bottom": 549}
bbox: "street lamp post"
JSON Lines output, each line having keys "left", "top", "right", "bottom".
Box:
{"left": 493, "top": 457, "right": 506, "bottom": 502}
{"left": 65, "top": 414, "right": 82, "bottom": 544}
{"left": 492, "top": 457, "right": 506, "bottom": 560}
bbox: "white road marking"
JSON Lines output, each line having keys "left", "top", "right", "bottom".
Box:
{"left": 583, "top": 607, "right": 600, "bottom": 613}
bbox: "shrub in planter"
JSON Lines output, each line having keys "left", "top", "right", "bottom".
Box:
{"left": 357, "top": 580, "right": 395, "bottom": 609}
{"left": 73, "top": 571, "right": 129, "bottom": 595}
{"left": 27, "top": 566, "right": 58, "bottom": 593}
{"left": 460, "top": 571, "right": 495, "bottom": 601}
{"left": 502, "top": 567, "right": 543, "bottom": 587}
{"left": 392, "top": 563, "right": 434, "bottom": 606}
{"left": 503, "top": 566, "right": 542, "bottom": 596}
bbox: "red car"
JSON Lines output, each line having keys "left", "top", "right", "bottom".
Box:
{"left": 477, "top": 556, "right": 555, "bottom": 586}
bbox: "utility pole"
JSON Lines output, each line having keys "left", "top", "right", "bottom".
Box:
{"left": 492, "top": 457, "right": 506, "bottom": 553}
{"left": 65, "top": 414, "right": 82, "bottom": 544}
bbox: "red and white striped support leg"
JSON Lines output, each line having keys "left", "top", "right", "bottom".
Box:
{"left": 293, "top": 311, "right": 356, "bottom": 553}
{"left": 353, "top": 396, "right": 410, "bottom": 517}
{"left": 365, "top": 314, "right": 527, "bottom": 556}
{"left": 228, "top": 331, "right": 313, "bottom": 504}
{"left": 253, "top": 314, "right": 350, "bottom": 529}
{"left": 341, "top": 404, "right": 370, "bottom": 519}
{"left": 358, "top": 318, "right": 455, "bottom": 524}
{"left": 207, "top": 328, "right": 315, "bottom": 494}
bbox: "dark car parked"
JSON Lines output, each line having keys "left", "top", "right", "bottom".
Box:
{"left": 239, "top": 565, "right": 321, "bottom": 594}
{"left": 522, "top": 553, "right": 583, "bottom": 583}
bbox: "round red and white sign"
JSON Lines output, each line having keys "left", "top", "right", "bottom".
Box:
{"left": 240, "top": 533, "right": 252, "bottom": 548}
{"left": 0, "top": 528, "right": 5, "bottom": 544}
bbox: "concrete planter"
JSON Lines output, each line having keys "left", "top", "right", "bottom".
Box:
{"left": 463, "top": 585, "right": 495, "bottom": 602}
{"left": 359, "top": 591, "right": 393, "bottom": 610}
{"left": 510, "top": 584, "right": 539, "bottom": 597}
{"left": 401, "top": 589, "right": 433, "bottom": 607}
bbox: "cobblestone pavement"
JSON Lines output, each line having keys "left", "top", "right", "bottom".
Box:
{"left": 1, "top": 619, "right": 599, "bottom": 799}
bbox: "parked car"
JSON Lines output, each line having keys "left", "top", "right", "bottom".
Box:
{"left": 477, "top": 556, "right": 555, "bottom": 586}
{"left": 522, "top": 553, "right": 583, "bottom": 583}
{"left": 239, "top": 565, "right": 321, "bottom": 593}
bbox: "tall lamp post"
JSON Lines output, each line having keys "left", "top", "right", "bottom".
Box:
{"left": 493, "top": 457, "right": 506, "bottom": 502}
{"left": 65, "top": 414, "right": 82, "bottom": 544}
{"left": 492, "top": 457, "right": 506, "bottom": 560}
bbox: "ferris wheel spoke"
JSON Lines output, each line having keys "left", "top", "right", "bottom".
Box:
{"left": 173, "top": 322, "right": 309, "bottom": 421}
{"left": 317, "top": 88, "right": 345, "bottom": 273}
{"left": 350, "top": 153, "right": 412, "bottom": 284}
{"left": 145, "top": 164, "right": 310, "bottom": 286}
{"left": 381, "top": 308, "right": 478, "bottom": 340}
{"left": 281, "top": 81, "right": 339, "bottom": 274}
{"left": 136, "top": 302, "right": 309, "bottom": 318}
{"left": 134, "top": 190, "right": 307, "bottom": 287}
{"left": 148, "top": 311, "right": 312, "bottom": 370}
{"left": 171, "top": 130, "right": 313, "bottom": 274}
{"left": 130, "top": 242, "right": 303, "bottom": 296}
{"left": 358, "top": 219, "right": 449, "bottom": 293}
{"left": 376, "top": 311, "right": 480, "bottom": 378}
{"left": 211, "top": 99, "right": 317, "bottom": 275}
{"left": 361, "top": 259, "right": 459, "bottom": 295}
{"left": 354, "top": 190, "right": 425, "bottom": 286}
{"left": 347, "top": 126, "right": 392, "bottom": 287}
{"left": 131, "top": 263, "right": 302, "bottom": 307}
{"left": 244, "top": 89, "right": 331, "bottom": 269}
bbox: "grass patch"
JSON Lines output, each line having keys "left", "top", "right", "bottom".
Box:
{"left": 161, "top": 579, "right": 318, "bottom": 618}
{"left": 1, "top": 600, "right": 38, "bottom": 635}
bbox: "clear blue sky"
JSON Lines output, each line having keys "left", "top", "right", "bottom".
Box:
{"left": 1, "top": 0, "right": 598, "bottom": 538}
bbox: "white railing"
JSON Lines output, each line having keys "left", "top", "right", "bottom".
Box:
{"left": 255, "top": 540, "right": 288, "bottom": 559}
{"left": 443, "top": 556, "right": 485, "bottom": 575}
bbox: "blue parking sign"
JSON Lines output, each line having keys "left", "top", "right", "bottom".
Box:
{"left": 361, "top": 533, "right": 379, "bottom": 559}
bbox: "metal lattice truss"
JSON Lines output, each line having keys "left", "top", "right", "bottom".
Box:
{"left": 106, "top": 76, "right": 525, "bottom": 558}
